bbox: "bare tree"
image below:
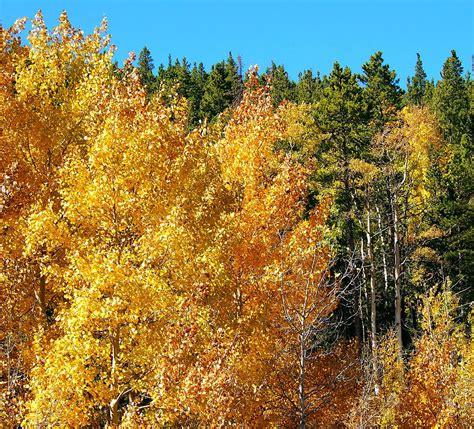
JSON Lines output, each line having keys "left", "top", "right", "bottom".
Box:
{"left": 277, "top": 218, "right": 356, "bottom": 428}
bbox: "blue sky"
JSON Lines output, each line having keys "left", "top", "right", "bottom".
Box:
{"left": 1, "top": 0, "right": 472, "bottom": 85}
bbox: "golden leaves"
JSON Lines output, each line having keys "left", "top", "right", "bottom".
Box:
{"left": 353, "top": 287, "right": 473, "bottom": 428}
{"left": 218, "top": 73, "right": 283, "bottom": 198}
{"left": 3, "top": 13, "right": 337, "bottom": 428}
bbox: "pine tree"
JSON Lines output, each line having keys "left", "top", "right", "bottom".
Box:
{"left": 188, "top": 62, "right": 208, "bottom": 127}
{"left": 314, "top": 62, "right": 369, "bottom": 195}
{"left": 434, "top": 50, "right": 471, "bottom": 144}
{"left": 156, "top": 62, "right": 166, "bottom": 84}
{"left": 360, "top": 51, "right": 402, "bottom": 130}
{"left": 224, "top": 52, "right": 243, "bottom": 105}
{"left": 137, "top": 46, "right": 156, "bottom": 94}
{"left": 423, "top": 78, "right": 436, "bottom": 105}
{"left": 266, "top": 62, "right": 296, "bottom": 106}
{"left": 200, "top": 56, "right": 242, "bottom": 121}
{"left": 360, "top": 53, "right": 405, "bottom": 349}
{"left": 174, "top": 57, "right": 191, "bottom": 97}
{"left": 430, "top": 50, "right": 473, "bottom": 293}
{"left": 200, "top": 61, "right": 228, "bottom": 120}
{"left": 406, "top": 53, "right": 427, "bottom": 106}
{"left": 295, "top": 69, "right": 324, "bottom": 104}
{"left": 312, "top": 62, "right": 369, "bottom": 344}
{"left": 155, "top": 54, "right": 176, "bottom": 97}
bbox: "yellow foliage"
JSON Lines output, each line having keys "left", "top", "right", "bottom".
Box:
{"left": 351, "top": 287, "right": 473, "bottom": 428}
{"left": 398, "top": 287, "right": 473, "bottom": 428}
{"left": 0, "top": 13, "right": 345, "bottom": 427}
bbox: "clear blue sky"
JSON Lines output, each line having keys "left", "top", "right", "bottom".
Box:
{"left": 1, "top": 0, "right": 473, "bottom": 85}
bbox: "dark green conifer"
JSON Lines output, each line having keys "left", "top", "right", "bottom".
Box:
{"left": 406, "top": 53, "right": 427, "bottom": 105}
{"left": 224, "top": 52, "right": 243, "bottom": 106}
{"left": 434, "top": 50, "right": 471, "bottom": 144}
{"left": 137, "top": 46, "right": 156, "bottom": 95}
{"left": 360, "top": 51, "right": 402, "bottom": 130}
{"left": 430, "top": 50, "right": 473, "bottom": 290}
{"left": 188, "top": 62, "right": 208, "bottom": 127}
{"left": 200, "top": 61, "right": 228, "bottom": 120}
{"left": 266, "top": 62, "right": 296, "bottom": 106}
{"left": 313, "top": 62, "right": 369, "bottom": 343}
{"left": 295, "top": 69, "right": 324, "bottom": 104}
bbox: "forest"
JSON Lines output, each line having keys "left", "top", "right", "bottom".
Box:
{"left": 0, "top": 11, "right": 473, "bottom": 428}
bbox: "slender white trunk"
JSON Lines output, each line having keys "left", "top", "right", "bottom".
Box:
{"left": 393, "top": 191, "right": 403, "bottom": 352}
{"left": 366, "top": 199, "right": 379, "bottom": 394}
{"left": 38, "top": 274, "right": 46, "bottom": 317}
{"left": 376, "top": 205, "right": 390, "bottom": 293}
{"left": 367, "top": 204, "right": 376, "bottom": 352}
{"left": 299, "top": 330, "right": 306, "bottom": 429}
{"left": 360, "top": 239, "right": 367, "bottom": 343}
{"left": 110, "top": 327, "right": 120, "bottom": 426}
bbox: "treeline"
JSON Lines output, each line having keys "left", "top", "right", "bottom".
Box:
{"left": 0, "top": 12, "right": 473, "bottom": 428}
{"left": 136, "top": 47, "right": 450, "bottom": 125}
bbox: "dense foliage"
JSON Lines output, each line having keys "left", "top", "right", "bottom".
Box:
{"left": 0, "top": 12, "right": 472, "bottom": 428}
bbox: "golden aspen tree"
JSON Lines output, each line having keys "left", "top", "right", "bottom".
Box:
{"left": 1, "top": 12, "right": 113, "bottom": 425}
{"left": 169, "top": 74, "right": 313, "bottom": 425}
{"left": 351, "top": 287, "right": 472, "bottom": 429}
{"left": 371, "top": 105, "right": 445, "bottom": 351}
{"left": 398, "top": 287, "right": 473, "bottom": 428}
{"left": 2, "top": 10, "right": 472, "bottom": 429}
{"left": 22, "top": 60, "right": 221, "bottom": 426}
{"left": 348, "top": 329, "right": 405, "bottom": 428}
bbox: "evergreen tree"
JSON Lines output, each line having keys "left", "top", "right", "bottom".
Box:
{"left": 266, "top": 62, "right": 296, "bottom": 106}
{"left": 423, "top": 78, "right": 436, "bottom": 105}
{"left": 155, "top": 56, "right": 172, "bottom": 95}
{"left": 199, "top": 55, "right": 243, "bottom": 121}
{"left": 156, "top": 63, "right": 166, "bottom": 84}
{"left": 315, "top": 62, "right": 368, "bottom": 172}
{"left": 188, "top": 62, "right": 208, "bottom": 127}
{"left": 166, "top": 53, "right": 175, "bottom": 78}
{"left": 312, "top": 62, "right": 369, "bottom": 343}
{"left": 360, "top": 51, "right": 402, "bottom": 130}
{"left": 154, "top": 55, "right": 191, "bottom": 102}
{"left": 434, "top": 50, "right": 471, "bottom": 144}
{"left": 224, "top": 52, "right": 243, "bottom": 106}
{"left": 431, "top": 50, "right": 473, "bottom": 292}
{"left": 156, "top": 55, "right": 176, "bottom": 93}
{"left": 200, "top": 61, "right": 229, "bottom": 120}
{"left": 138, "top": 46, "right": 156, "bottom": 94}
{"left": 406, "top": 53, "right": 427, "bottom": 106}
{"left": 174, "top": 57, "right": 191, "bottom": 98}
{"left": 295, "top": 69, "right": 324, "bottom": 104}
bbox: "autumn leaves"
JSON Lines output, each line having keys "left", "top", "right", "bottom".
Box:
{"left": 0, "top": 13, "right": 344, "bottom": 427}
{"left": 2, "top": 10, "right": 472, "bottom": 427}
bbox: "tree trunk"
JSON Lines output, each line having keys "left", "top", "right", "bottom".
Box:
{"left": 360, "top": 238, "right": 367, "bottom": 344}
{"left": 110, "top": 398, "right": 119, "bottom": 428}
{"left": 343, "top": 157, "right": 362, "bottom": 347}
{"left": 366, "top": 197, "right": 380, "bottom": 394}
{"left": 110, "top": 327, "right": 121, "bottom": 426}
{"left": 393, "top": 190, "right": 403, "bottom": 352}
{"left": 366, "top": 201, "right": 377, "bottom": 353}
{"left": 35, "top": 273, "right": 47, "bottom": 320}
{"left": 298, "top": 331, "right": 306, "bottom": 429}
{"left": 35, "top": 247, "right": 48, "bottom": 319}
{"left": 376, "top": 205, "right": 390, "bottom": 293}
